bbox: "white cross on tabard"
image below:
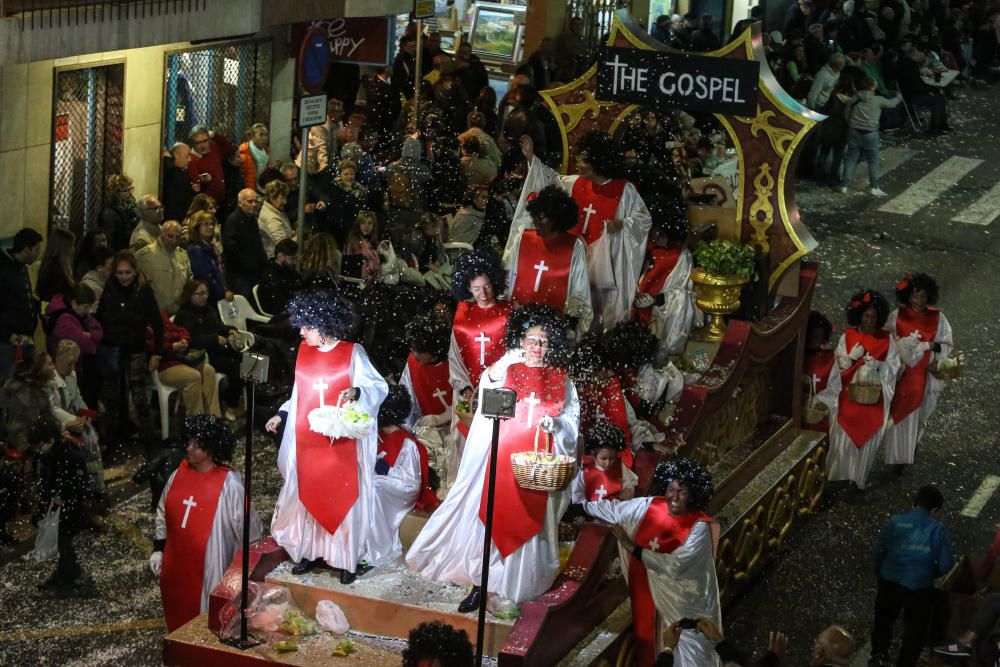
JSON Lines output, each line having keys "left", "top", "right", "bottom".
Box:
{"left": 532, "top": 261, "right": 549, "bottom": 292}
{"left": 594, "top": 409, "right": 607, "bottom": 421}
{"left": 581, "top": 203, "right": 598, "bottom": 235}
{"left": 648, "top": 536, "right": 660, "bottom": 551}
{"left": 524, "top": 392, "right": 540, "bottom": 428}
{"left": 474, "top": 332, "right": 490, "bottom": 366}
{"left": 593, "top": 484, "right": 609, "bottom": 501}
{"left": 181, "top": 496, "right": 198, "bottom": 529}
{"left": 377, "top": 450, "right": 388, "bottom": 459}
{"left": 313, "top": 377, "right": 329, "bottom": 407}
{"left": 810, "top": 373, "right": 822, "bottom": 392}
{"left": 433, "top": 387, "right": 449, "bottom": 409}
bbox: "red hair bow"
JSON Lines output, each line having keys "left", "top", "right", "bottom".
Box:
{"left": 897, "top": 279, "right": 909, "bottom": 291}
{"left": 849, "top": 299, "right": 861, "bottom": 308}
{"left": 526, "top": 191, "right": 539, "bottom": 202}
{"left": 863, "top": 292, "right": 872, "bottom": 303}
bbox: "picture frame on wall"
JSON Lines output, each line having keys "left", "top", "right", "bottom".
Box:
{"left": 469, "top": 2, "right": 526, "bottom": 64}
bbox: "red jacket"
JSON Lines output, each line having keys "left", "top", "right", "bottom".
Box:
{"left": 188, "top": 134, "right": 236, "bottom": 204}
{"left": 146, "top": 310, "right": 192, "bottom": 372}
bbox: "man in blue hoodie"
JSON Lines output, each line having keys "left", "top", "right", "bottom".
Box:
{"left": 870, "top": 485, "right": 955, "bottom": 667}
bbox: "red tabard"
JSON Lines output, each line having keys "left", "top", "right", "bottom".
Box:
{"left": 890, "top": 307, "right": 940, "bottom": 423}
{"left": 581, "top": 455, "right": 624, "bottom": 501}
{"left": 294, "top": 342, "right": 359, "bottom": 535}
{"left": 406, "top": 353, "right": 452, "bottom": 417}
{"left": 160, "top": 460, "right": 230, "bottom": 632}
{"left": 378, "top": 429, "right": 439, "bottom": 512}
{"left": 837, "top": 328, "right": 892, "bottom": 447}
{"left": 803, "top": 347, "right": 836, "bottom": 431}
{"left": 510, "top": 230, "right": 576, "bottom": 312}
{"left": 628, "top": 498, "right": 712, "bottom": 667}
{"left": 480, "top": 363, "right": 567, "bottom": 557}
{"left": 632, "top": 247, "right": 682, "bottom": 325}
{"left": 452, "top": 300, "right": 512, "bottom": 392}
{"left": 580, "top": 377, "right": 634, "bottom": 468}
{"left": 570, "top": 177, "right": 627, "bottom": 246}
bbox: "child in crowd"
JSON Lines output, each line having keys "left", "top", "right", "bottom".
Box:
{"left": 572, "top": 422, "right": 638, "bottom": 504}
{"left": 342, "top": 211, "right": 382, "bottom": 282}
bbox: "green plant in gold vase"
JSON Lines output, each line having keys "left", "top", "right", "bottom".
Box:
{"left": 691, "top": 240, "right": 757, "bottom": 341}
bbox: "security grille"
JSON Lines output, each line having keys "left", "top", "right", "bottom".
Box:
{"left": 567, "top": 0, "right": 633, "bottom": 54}
{"left": 49, "top": 63, "right": 125, "bottom": 236}
{"left": 163, "top": 40, "right": 272, "bottom": 151}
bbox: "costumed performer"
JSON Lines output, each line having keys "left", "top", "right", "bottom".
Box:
{"left": 883, "top": 272, "right": 953, "bottom": 473}
{"left": 407, "top": 304, "right": 579, "bottom": 616}
{"left": 802, "top": 311, "right": 836, "bottom": 432}
{"left": 577, "top": 456, "right": 721, "bottom": 667}
{"left": 150, "top": 415, "right": 262, "bottom": 632}
{"left": 506, "top": 131, "right": 652, "bottom": 330}
{"left": 367, "top": 385, "right": 439, "bottom": 565}
{"left": 571, "top": 421, "right": 638, "bottom": 503}
{"left": 816, "top": 290, "right": 900, "bottom": 491}
{"left": 448, "top": 248, "right": 513, "bottom": 476}
{"left": 631, "top": 196, "right": 701, "bottom": 357}
{"left": 503, "top": 184, "right": 593, "bottom": 335}
{"left": 267, "top": 289, "right": 389, "bottom": 583}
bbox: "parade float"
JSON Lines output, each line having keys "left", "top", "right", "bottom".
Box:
{"left": 163, "top": 10, "right": 829, "bottom": 666}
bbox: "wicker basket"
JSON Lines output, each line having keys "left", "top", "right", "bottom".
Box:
{"left": 848, "top": 383, "right": 882, "bottom": 405}
{"left": 511, "top": 427, "right": 576, "bottom": 492}
{"left": 929, "top": 353, "right": 963, "bottom": 381}
{"left": 802, "top": 374, "right": 830, "bottom": 425}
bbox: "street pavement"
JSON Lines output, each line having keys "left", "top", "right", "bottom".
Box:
{"left": 1, "top": 84, "right": 998, "bottom": 666}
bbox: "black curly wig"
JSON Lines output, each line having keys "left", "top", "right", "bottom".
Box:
{"left": 402, "top": 621, "right": 474, "bottom": 667}
{"left": 183, "top": 415, "right": 236, "bottom": 464}
{"left": 807, "top": 310, "right": 833, "bottom": 344}
{"left": 504, "top": 304, "right": 572, "bottom": 368}
{"left": 585, "top": 421, "right": 627, "bottom": 454}
{"left": 604, "top": 321, "right": 657, "bottom": 370}
{"left": 378, "top": 384, "right": 413, "bottom": 428}
{"left": 451, "top": 247, "right": 508, "bottom": 302}
{"left": 894, "top": 271, "right": 939, "bottom": 307}
{"left": 526, "top": 184, "right": 578, "bottom": 233}
{"left": 569, "top": 335, "right": 604, "bottom": 385}
{"left": 647, "top": 194, "right": 689, "bottom": 245}
{"left": 649, "top": 456, "right": 715, "bottom": 510}
{"left": 405, "top": 314, "right": 451, "bottom": 361}
{"left": 845, "top": 289, "right": 891, "bottom": 329}
{"left": 578, "top": 129, "right": 625, "bottom": 180}
{"left": 287, "top": 289, "right": 359, "bottom": 341}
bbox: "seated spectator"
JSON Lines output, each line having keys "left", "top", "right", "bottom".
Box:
{"left": 162, "top": 142, "right": 198, "bottom": 224}
{"left": 79, "top": 245, "right": 114, "bottom": 303}
{"left": 459, "top": 135, "right": 497, "bottom": 187}
{"left": 2, "top": 353, "right": 57, "bottom": 454}
{"left": 448, "top": 185, "right": 488, "bottom": 247}
{"left": 36, "top": 228, "right": 77, "bottom": 303}
{"left": 897, "top": 49, "right": 951, "bottom": 134}
{"left": 173, "top": 280, "right": 243, "bottom": 421}
{"left": 258, "top": 179, "right": 294, "bottom": 259}
{"left": 223, "top": 189, "right": 268, "bottom": 297}
{"left": 100, "top": 174, "right": 138, "bottom": 251}
{"left": 239, "top": 122, "right": 271, "bottom": 192}
{"left": 147, "top": 309, "right": 221, "bottom": 420}
{"left": 300, "top": 233, "right": 342, "bottom": 292}
{"left": 342, "top": 211, "right": 382, "bottom": 282}
{"left": 459, "top": 111, "right": 502, "bottom": 171}
{"left": 257, "top": 238, "right": 300, "bottom": 315}
{"left": 186, "top": 211, "right": 231, "bottom": 304}
{"left": 326, "top": 159, "right": 366, "bottom": 241}
{"left": 136, "top": 221, "right": 193, "bottom": 316}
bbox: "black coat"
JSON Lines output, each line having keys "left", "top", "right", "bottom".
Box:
{"left": 0, "top": 249, "right": 38, "bottom": 341}
{"left": 38, "top": 439, "right": 91, "bottom": 534}
{"left": 99, "top": 202, "right": 137, "bottom": 252}
{"left": 222, "top": 208, "right": 268, "bottom": 278}
{"left": 366, "top": 76, "right": 401, "bottom": 136}
{"left": 162, "top": 157, "right": 195, "bottom": 223}
{"left": 97, "top": 279, "right": 163, "bottom": 353}
{"left": 257, "top": 259, "right": 300, "bottom": 315}
{"left": 174, "top": 303, "right": 234, "bottom": 352}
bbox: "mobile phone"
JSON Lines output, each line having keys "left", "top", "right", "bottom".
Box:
{"left": 677, "top": 618, "right": 699, "bottom": 630}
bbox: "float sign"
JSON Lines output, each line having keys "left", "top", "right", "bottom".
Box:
{"left": 596, "top": 46, "right": 759, "bottom": 116}
{"left": 299, "top": 94, "right": 328, "bottom": 128}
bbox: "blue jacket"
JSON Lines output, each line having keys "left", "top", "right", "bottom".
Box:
{"left": 874, "top": 507, "right": 955, "bottom": 591}
{"left": 187, "top": 242, "right": 227, "bottom": 303}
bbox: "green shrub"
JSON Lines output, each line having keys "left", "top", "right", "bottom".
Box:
{"left": 694, "top": 240, "right": 756, "bottom": 280}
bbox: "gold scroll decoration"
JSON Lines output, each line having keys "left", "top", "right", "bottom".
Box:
{"left": 734, "top": 106, "right": 796, "bottom": 157}
{"left": 748, "top": 163, "right": 775, "bottom": 253}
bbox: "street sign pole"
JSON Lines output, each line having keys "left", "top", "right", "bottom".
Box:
{"left": 412, "top": 0, "right": 434, "bottom": 132}
{"left": 296, "top": 93, "right": 327, "bottom": 268}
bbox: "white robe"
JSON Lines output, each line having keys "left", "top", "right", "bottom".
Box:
{"left": 406, "top": 369, "right": 580, "bottom": 605}
{"left": 367, "top": 435, "right": 422, "bottom": 565}
{"left": 399, "top": 361, "right": 453, "bottom": 429}
{"left": 503, "top": 230, "right": 593, "bottom": 336}
{"left": 582, "top": 497, "right": 722, "bottom": 667}
{"left": 505, "top": 155, "right": 652, "bottom": 330}
{"left": 647, "top": 248, "right": 702, "bottom": 357}
{"left": 570, "top": 462, "right": 638, "bottom": 503}
{"left": 883, "top": 309, "right": 953, "bottom": 465}
{"left": 271, "top": 343, "right": 389, "bottom": 569}
{"left": 816, "top": 334, "right": 901, "bottom": 488}
{"left": 156, "top": 469, "right": 263, "bottom": 612}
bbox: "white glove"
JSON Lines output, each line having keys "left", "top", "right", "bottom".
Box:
{"left": 149, "top": 551, "right": 163, "bottom": 576}
{"left": 907, "top": 330, "right": 922, "bottom": 340}
{"left": 863, "top": 355, "right": 879, "bottom": 370}
{"left": 538, "top": 416, "right": 559, "bottom": 434}
{"left": 849, "top": 343, "right": 866, "bottom": 360}
{"left": 487, "top": 348, "right": 526, "bottom": 381}
{"left": 918, "top": 340, "right": 932, "bottom": 353}
{"left": 633, "top": 292, "right": 655, "bottom": 308}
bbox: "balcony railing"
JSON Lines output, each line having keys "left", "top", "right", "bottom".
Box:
{"left": 1, "top": 0, "right": 208, "bottom": 30}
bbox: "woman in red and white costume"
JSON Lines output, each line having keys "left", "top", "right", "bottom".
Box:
{"left": 407, "top": 305, "right": 579, "bottom": 616}
{"left": 802, "top": 311, "right": 836, "bottom": 432}
{"left": 817, "top": 290, "right": 900, "bottom": 491}
{"left": 883, "top": 272, "right": 953, "bottom": 473}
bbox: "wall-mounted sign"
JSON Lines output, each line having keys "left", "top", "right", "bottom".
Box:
{"left": 595, "top": 46, "right": 760, "bottom": 117}
{"left": 299, "top": 93, "right": 328, "bottom": 128}
{"left": 298, "top": 27, "right": 331, "bottom": 94}
{"left": 292, "top": 17, "right": 393, "bottom": 69}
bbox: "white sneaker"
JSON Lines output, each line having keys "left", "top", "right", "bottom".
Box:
{"left": 869, "top": 188, "right": 888, "bottom": 197}
{"left": 837, "top": 186, "right": 848, "bottom": 194}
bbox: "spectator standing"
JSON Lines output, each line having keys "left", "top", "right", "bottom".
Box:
{"left": 162, "top": 143, "right": 199, "bottom": 223}
{"left": 365, "top": 66, "right": 401, "bottom": 140}
{"left": 807, "top": 53, "right": 847, "bottom": 111}
{"left": 44, "top": 284, "right": 103, "bottom": 409}
{"left": 2, "top": 352, "right": 56, "bottom": 454}
{"left": 238, "top": 123, "right": 271, "bottom": 192}
{"left": 526, "top": 37, "right": 558, "bottom": 89}
{"left": 454, "top": 41, "right": 489, "bottom": 98}
{"left": 258, "top": 180, "right": 294, "bottom": 260}
{"left": 257, "top": 239, "right": 300, "bottom": 315}
{"left": 79, "top": 245, "right": 114, "bottom": 303}
{"left": 804, "top": 23, "right": 831, "bottom": 74}
{"left": 72, "top": 228, "right": 109, "bottom": 280}
{"left": 785, "top": 0, "right": 815, "bottom": 34}
{"left": 816, "top": 76, "right": 855, "bottom": 185}
{"left": 392, "top": 35, "right": 420, "bottom": 101}
{"left": 99, "top": 174, "right": 138, "bottom": 251}
{"left": 187, "top": 126, "right": 238, "bottom": 214}
{"left": 129, "top": 195, "right": 165, "bottom": 251}
{"left": 36, "top": 227, "right": 77, "bottom": 303}
{"left": 223, "top": 189, "right": 268, "bottom": 297}
{"left": 870, "top": 485, "right": 955, "bottom": 667}
{"left": 136, "top": 221, "right": 193, "bottom": 316}
{"left": 731, "top": 6, "right": 762, "bottom": 40}
{"left": 0, "top": 228, "right": 43, "bottom": 379}
{"left": 839, "top": 0, "right": 876, "bottom": 52}
{"left": 690, "top": 14, "right": 722, "bottom": 51}
{"left": 555, "top": 16, "right": 588, "bottom": 82}
{"left": 449, "top": 186, "right": 489, "bottom": 246}
{"left": 839, "top": 75, "right": 902, "bottom": 196}
{"left": 186, "top": 211, "right": 231, "bottom": 304}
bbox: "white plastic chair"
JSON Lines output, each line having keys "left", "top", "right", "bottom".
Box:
{"left": 149, "top": 353, "right": 226, "bottom": 439}
{"left": 251, "top": 284, "right": 273, "bottom": 317}
{"left": 218, "top": 294, "right": 271, "bottom": 332}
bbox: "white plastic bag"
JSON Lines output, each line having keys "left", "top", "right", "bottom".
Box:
{"left": 33, "top": 502, "right": 60, "bottom": 562}
{"left": 316, "top": 599, "right": 350, "bottom": 634}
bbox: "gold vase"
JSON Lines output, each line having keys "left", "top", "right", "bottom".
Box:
{"left": 690, "top": 267, "right": 749, "bottom": 341}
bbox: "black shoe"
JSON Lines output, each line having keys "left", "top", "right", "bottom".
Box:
{"left": 355, "top": 561, "right": 374, "bottom": 578}
{"left": 458, "top": 586, "right": 482, "bottom": 613}
{"left": 291, "top": 558, "right": 323, "bottom": 575}
{"left": 893, "top": 464, "right": 906, "bottom": 476}
{"left": 339, "top": 569, "right": 357, "bottom": 585}
{"left": 933, "top": 642, "right": 973, "bottom": 658}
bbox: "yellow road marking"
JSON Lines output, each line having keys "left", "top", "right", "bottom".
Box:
{"left": 0, "top": 617, "right": 164, "bottom": 642}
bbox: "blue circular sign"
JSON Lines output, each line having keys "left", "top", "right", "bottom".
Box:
{"left": 299, "top": 27, "right": 331, "bottom": 94}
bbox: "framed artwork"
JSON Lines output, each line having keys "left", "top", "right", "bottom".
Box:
{"left": 469, "top": 2, "right": 525, "bottom": 64}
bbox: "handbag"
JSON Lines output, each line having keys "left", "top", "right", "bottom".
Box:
{"left": 179, "top": 348, "right": 207, "bottom": 367}
{"left": 32, "top": 501, "right": 60, "bottom": 562}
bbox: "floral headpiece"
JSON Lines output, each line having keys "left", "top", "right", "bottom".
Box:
{"left": 896, "top": 271, "right": 914, "bottom": 292}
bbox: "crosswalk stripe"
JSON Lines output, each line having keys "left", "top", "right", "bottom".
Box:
{"left": 878, "top": 155, "right": 983, "bottom": 216}
{"left": 951, "top": 180, "right": 1000, "bottom": 225}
